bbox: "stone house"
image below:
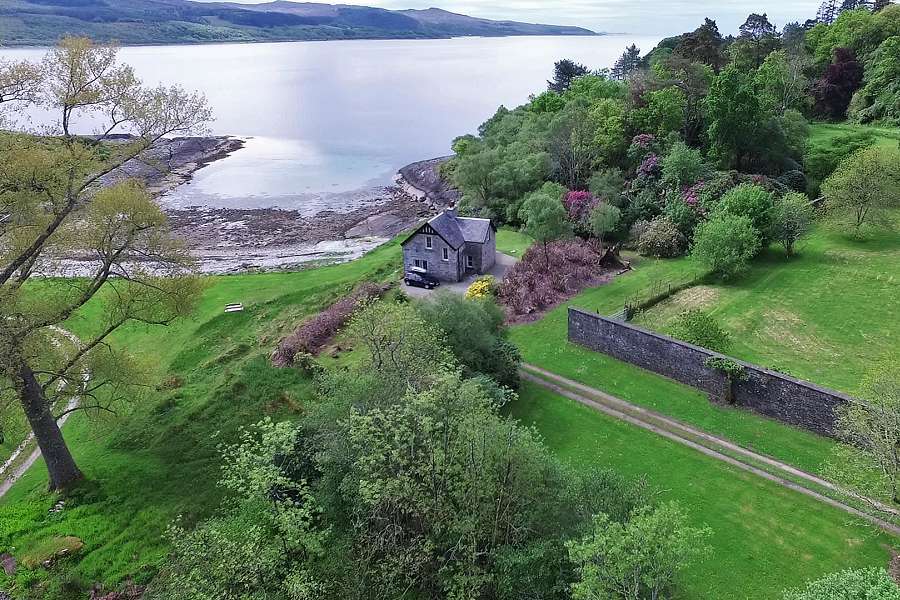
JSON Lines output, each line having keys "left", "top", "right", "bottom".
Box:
{"left": 401, "top": 208, "right": 497, "bottom": 282}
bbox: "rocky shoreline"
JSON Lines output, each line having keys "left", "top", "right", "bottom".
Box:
{"left": 156, "top": 148, "right": 455, "bottom": 273}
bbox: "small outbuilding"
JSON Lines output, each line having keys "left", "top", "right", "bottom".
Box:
{"left": 401, "top": 207, "right": 497, "bottom": 283}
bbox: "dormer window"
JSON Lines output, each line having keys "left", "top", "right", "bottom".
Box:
{"left": 425, "top": 235, "right": 433, "bottom": 249}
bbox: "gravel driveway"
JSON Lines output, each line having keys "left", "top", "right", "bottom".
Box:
{"left": 403, "top": 252, "right": 516, "bottom": 299}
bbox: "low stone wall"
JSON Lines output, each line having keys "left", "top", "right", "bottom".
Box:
{"left": 568, "top": 307, "right": 857, "bottom": 438}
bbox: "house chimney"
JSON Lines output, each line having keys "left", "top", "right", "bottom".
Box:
{"left": 445, "top": 204, "right": 458, "bottom": 219}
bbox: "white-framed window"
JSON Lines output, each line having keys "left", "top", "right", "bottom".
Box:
{"left": 466, "top": 255, "right": 474, "bottom": 269}
{"left": 442, "top": 247, "right": 449, "bottom": 261}
{"left": 414, "top": 259, "right": 428, "bottom": 270}
{"left": 425, "top": 235, "right": 433, "bottom": 249}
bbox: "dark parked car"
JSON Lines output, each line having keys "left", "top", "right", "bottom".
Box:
{"left": 404, "top": 269, "right": 441, "bottom": 290}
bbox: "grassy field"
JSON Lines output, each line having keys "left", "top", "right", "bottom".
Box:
{"left": 0, "top": 242, "right": 402, "bottom": 591}
{"left": 496, "top": 226, "right": 534, "bottom": 257}
{"left": 808, "top": 121, "right": 900, "bottom": 150}
{"left": 508, "top": 254, "right": 841, "bottom": 476}
{"left": 633, "top": 224, "right": 900, "bottom": 395}
{"left": 509, "top": 382, "right": 892, "bottom": 599}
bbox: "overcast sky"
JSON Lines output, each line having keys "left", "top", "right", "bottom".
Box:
{"left": 200, "top": 1, "right": 818, "bottom": 36}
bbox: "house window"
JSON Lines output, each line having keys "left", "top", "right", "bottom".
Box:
{"left": 414, "top": 259, "right": 428, "bottom": 270}
{"left": 466, "top": 255, "right": 474, "bottom": 269}
{"left": 442, "top": 247, "right": 449, "bottom": 261}
{"left": 425, "top": 235, "right": 433, "bottom": 249}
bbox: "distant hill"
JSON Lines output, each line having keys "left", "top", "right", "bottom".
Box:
{"left": 0, "top": 0, "right": 597, "bottom": 46}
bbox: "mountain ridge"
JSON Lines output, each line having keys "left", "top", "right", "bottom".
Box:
{"left": 0, "top": 0, "right": 598, "bottom": 46}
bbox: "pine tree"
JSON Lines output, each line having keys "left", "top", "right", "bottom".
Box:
{"left": 817, "top": 0, "right": 840, "bottom": 24}
{"left": 611, "top": 44, "right": 642, "bottom": 81}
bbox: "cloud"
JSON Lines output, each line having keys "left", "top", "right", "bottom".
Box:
{"left": 203, "top": 0, "right": 817, "bottom": 35}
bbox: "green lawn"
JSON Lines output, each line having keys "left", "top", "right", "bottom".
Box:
{"left": 510, "top": 218, "right": 899, "bottom": 476}
{"left": 808, "top": 122, "right": 900, "bottom": 150}
{"left": 0, "top": 242, "right": 402, "bottom": 591}
{"left": 509, "top": 382, "right": 892, "bottom": 600}
{"left": 633, "top": 224, "right": 900, "bottom": 396}
{"left": 495, "top": 226, "right": 534, "bottom": 257}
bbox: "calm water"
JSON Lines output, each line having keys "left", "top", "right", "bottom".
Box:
{"left": 2, "top": 35, "right": 659, "bottom": 213}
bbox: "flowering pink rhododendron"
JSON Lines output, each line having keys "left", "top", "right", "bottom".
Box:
{"left": 631, "top": 133, "right": 656, "bottom": 149}
{"left": 637, "top": 153, "right": 661, "bottom": 178}
{"left": 563, "top": 190, "right": 598, "bottom": 224}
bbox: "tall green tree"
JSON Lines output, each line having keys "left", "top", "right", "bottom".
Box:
{"left": 705, "top": 66, "right": 764, "bottom": 170}
{"left": 0, "top": 38, "right": 210, "bottom": 491}
{"left": 611, "top": 44, "right": 642, "bottom": 81}
{"left": 548, "top": 59, "right": 589, "bottom": 93}
{"left": 674, "top": 18, "right": 726, "bottom": 71}
{"left": 729, "top": 13, "right": 782, "bottom": 69}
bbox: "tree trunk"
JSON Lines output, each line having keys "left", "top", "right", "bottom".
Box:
{"left": 18, "top": 364, "right": 83, "bottom": 491}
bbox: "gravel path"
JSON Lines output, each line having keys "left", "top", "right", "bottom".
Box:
{"left": 521, "top": 364, "right": 900, "bottom": 536}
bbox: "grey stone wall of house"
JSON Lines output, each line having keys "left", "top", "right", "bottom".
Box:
{"left": 567, "top": 307, "right": 856, "bottom": 438}
{"left": 461, "top": 231, "right": 497, "bottom": 275}
{"left": 403, "top": 233, "right": 461, "bottom": 282}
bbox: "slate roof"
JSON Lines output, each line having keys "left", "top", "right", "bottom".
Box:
{"left": 427, "top": 210, "right": 465, "bottom": 249}
{"left": 457, "top": 217, "right": 493, "bottom": 244}
{"left": 402, "top": 210, "right": 496, "bottom": 249}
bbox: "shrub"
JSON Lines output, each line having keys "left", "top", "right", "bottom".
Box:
{"left": 466, "top": 275, "right": 498, "bottom": 300}
{"left": 669, "top": 310, "right": 730, "bottom": 352}
{"left": 637, "top": 217, "right": 687, "bottom": 258}
{"left": 272, "top": 282, "right": 390, "bottom": 366}
{"left": 627, "top": 219, "right": 652, "bottom": 249}
{"left": 782, "top": 567, "right": 900, "bottom": 600}
{"left": 768, "top": 192, "right": 815, "bottom": 256}
{"left": 417, "top": 293, "right": 521, "bottom": 388}
{"left": 713, "top": 183, "right": 775, "bottom": 238}
{"left": 661, "top": 141, "right": 707, "bottom": 190}
{"left": 691, "top": 214, "right": 761, "bottom": 279}
{"left": 499, "top": 240, "right": 604, "bottom": 316}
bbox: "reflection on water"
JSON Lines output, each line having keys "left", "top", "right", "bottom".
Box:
{"left": 1, "top": 35, "right": 660, "bottom": 212}
{"left": 159, "top": 136, "right": 397, "bottom": 214}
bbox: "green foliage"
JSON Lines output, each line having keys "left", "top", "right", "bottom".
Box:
{"left": 669, "top": 310, "right": 730, "bottom": 352}
{"left": 691, "top": 214, "right": 761, "bottom": 279}
{"left": 713, "top": 183, "right": 775, "bottom": 238}
{"left": 822, "top": 145, "right": 900, "bottom": 234}
{"left": 567, "top": 502, "right": 712, "bottom": 600}
{"left": 520, "top": 183, "right": 572, "bottom": 246}
{"left": 782, "top": 567, "right": 900, "bottom": 600}
{"left": 530, "top": 91, "right": 567, "bottom": 114}
{"left": 768, "top": 192, "right": 815, "bottom": 256}
{"left": 705, "top": 66, "right": 765, "bottom": 170}
{"left": 590, "top": 98, "right": 629, "bottom": 164}
{"left": 703, "top": 357, "right": 748, "bottom": 381}
{"left": 826, "top": 357, "right": 900, "bottom": 509}
{"left": 804, "top": 130, "right": 877, "bottom": 194}
{"left": 589, "top": 168, "right": 627, "bottom": 204}
{"left": 638, "top": 217, "right": 687, "bottom": 258}
{"left": 755, "top": 50, "right": 810, "bottom": 115}
{"left": 416, "top": 293, "right": 521, "bottom": 388}
{"left": 631, "top": 87, "right": 687, "bottom": 137}
{"left": 590, "top": 203, "right": 622, "bottom": 246}
{"left": 148, "top": 419, "right": 328, "bottom": 600}
{"left": 661, "top": 141, "right": 707, "bottom": 190}
{"left": 849, "top": 35, "right": 900, "bottom": 124}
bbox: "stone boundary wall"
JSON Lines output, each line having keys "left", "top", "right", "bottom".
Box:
{"left": 568, "top": 307, "right": 858, "bottom": 438}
